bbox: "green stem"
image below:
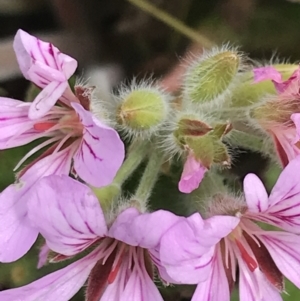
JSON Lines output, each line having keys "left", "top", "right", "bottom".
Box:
{"left": 127, "top": 0, "right": 215, "bottom": 48}
{"left": 134, "top": 149, "right": 164, "bottom": 203}
{"left": 93, "top": 140, "right": 150, "bottom": 205}
{"left": 228, "top": 129, "right": 265, "bottom": 153}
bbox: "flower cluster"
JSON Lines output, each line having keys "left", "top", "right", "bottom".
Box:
{"left": 1, "top": 30, "right": 300, "bottom": 301}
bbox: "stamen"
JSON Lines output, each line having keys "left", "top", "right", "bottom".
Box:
{"left": 13, "top": 136, "right": 61, "bottom": 171}
{"left": 107, "top": 243, "right": 126, "bottom": 284}
{"left": 235, "top": 239, "right": 258, "bottom": 272}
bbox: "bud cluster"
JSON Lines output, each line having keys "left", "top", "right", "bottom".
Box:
{"left": 2, "top": 29, "right": 300, "bottom": 301}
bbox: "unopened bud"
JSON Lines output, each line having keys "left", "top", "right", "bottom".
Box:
{"left": 184, "top": 48, "right": 241, "bottom": 105}
{"left": 116, "top": 86, "right": 169, "bottom": 137}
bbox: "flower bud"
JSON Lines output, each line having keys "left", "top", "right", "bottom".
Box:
{"left": 169, "top": 112, "right": 232, "bottom": 169}
{"left": 184, "top": 48, "right": 242, "bottom": 105}
{"left": 116, "top": 84, "right": 169, "bottom": 138}
{"left": 230, "top": 64, "right": 298, "bottom": 108}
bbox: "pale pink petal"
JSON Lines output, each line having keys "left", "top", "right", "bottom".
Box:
{"left": 272, "top": 130, "right": 300, "bottom": 165}
{"left": 179, "top": 154, "right": 207, "bottom": 193}
{"left": 27, "top": 175, "right": 107, "bottom": 256}
{"left": 253, "top": 66, "right": 295, "bottom": 94}
{"left": 0, "top": 184, "right": 39, "bottom": 262}
{"left": 108, "top": 208, "right": 183, "bottom": 249}
{"left": 159, "top": 213, "right": 239, "bottom": 284}
{"left": 0, "top": 248, "right": 101, "bottom": 301}
{"left": 28, "top": 81, "right": 68, "bottom": 119}
{"left": 291, "top": 113, "right": 300, "bottom": 141}
{"left": 191, "top": 248, "right": 230, "bottom": 301}
{"left": 0, "top": 149, "right": 73, "bottom": 262}
{"left": 258, "top": 232, "right": 300, "bottom": 288}
{"left": 268, "top": 155, "right": 300, "bottom": 207}
{"left": 13, "top": 29, "right": 77, "bottom": 85}
{"left": 253, "top": 67, "right": 282, "bottom": 83}
{"left": 0, "top": 97, "right": 42, "bottom": 148}
{"left": 72, "top": 102, "right": 125, "bottom": 187}
{"left": 243, "top": 173, "right": 269, "bottom": 213}
{"left": 13, "top": 29, "right": 78, "bottom": 118}
{"left": 37, "top": 243, "right": 50, "bottom": 269}
{"left": 239, "top": 263, "right": 283, "bottom": 301}
{"left": 101, "top": 250, "right": 163, "bottom": 301}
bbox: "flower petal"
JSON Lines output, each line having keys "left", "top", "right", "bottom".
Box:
{"left": 27, "top": 175, "right": 107, "bottom": 256}
{"left": 239, "top": 264, "right": 283, "bottom": 301}
{"left": 253, "top": 67, "right": 282, "bottom": 84}
{"left": 291, "top": 113, "right": 300, "bottom": 141}
{"left": 0, "top": 148, "right": 73, "bottom": 262}
{"left": 108, "top": 208, "right": 183, "bottom": 249}
{"left": 258, "top": 232, "right": 300, "bottom": 288}
{"left": 0, "top": 184, "right": 39, "bottom": 262}
{"left": 37, "top": 243, "right": 50, "bottom": 269}
{"left": 191, "top": 249, "right": 230, "bottom": 301}
{"left": 72, "top": 102, "right": 125, "bottom": 187}
{"left": 0, "top": 98, "right": 42, "bottom": 148}
{"left": 269, "top": 155, "right": 300, "bottom": 208}
{"left": 0, "top": 248, "right": 100, "bottom": 301}
{"left": 243, "top": 173, "right": 269, "bottom": 213}
{"left": 13, "top": 29, "right": 77, "bottom": 84}
{"left": 179, "top": 154, "right": 207, "bottom": 193}
{"left": 101, "top": 249, "right": 163, "bottom": 301}
{"left": 28, "top": 81, "right": 68, "bottom": 119}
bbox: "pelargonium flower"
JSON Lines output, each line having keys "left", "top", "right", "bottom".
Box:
{"left": 0, "top": 95, "right": 124, "bottom": 187}
{"left": 252, "top": 66, "right": 300, "bottom": 166}
{"left": 0, "top": 95, "right": 124, "bottom": 262}
{"left": 0, "top": 175, "right": 186, "bottom": 301}
{"left": 13, "top": 29, "right": 78, "bottom": 119}
{"left": 160, "top": 156, "right": 300, "bottom": 301}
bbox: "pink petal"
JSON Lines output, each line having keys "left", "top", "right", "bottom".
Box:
{"left": 159, "top": 213, "right": 239, "bottom": 284}
{"left": 0, "top": 184, "right": 39, "bottom": 262}
{"left": 179, "top": 154, "right": 207, "bottom": 193}
{"left": 72, "top": 102, "right": 125, "bottom": 187}
{"left": 239, "top": 262, "right": 283, "bottom": 301}
{"left": 13, "top": 29, "right": 77, "bottom": 84}
{"left": 0, "top": 97, "right": 42, "bottom": 148}
{"left": 258, "top": 232, "right": 300, "bottom": 288}
{"left": 27, "top": 175, "right": 107, "bottom": 256}
{"left": 243, "top": 173, "right": 269, "bottom": 213}
{"left": 101, "top": 250, "right": 163, "bottom": 301}
{"left": 37, "top": 243, "right": 50, "bottom": 269}
{"left": 0, "top": 148, "right": 73, "bottom": 262}
{"left": 0, "top": 248, "right": 101, "bottom": 301}
{"left": 291, "top": 113, "right": 300, "bottom": 141}
{"left": 253, "top": 67, "right": 282, "bottom": 84}
{"left": 191, "top": 249, "right": 230, "bottom": 301}
{"left": 108, "top": 208, "right": 183, "bottom": 249}
{"left": 28, "top": 81, "right": 68, "bottom": 119}
{"left": 269, "top": 155, "right": 300, "bottom": 208}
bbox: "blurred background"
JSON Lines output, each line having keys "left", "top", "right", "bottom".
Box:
{"left": 1, "top": 0, "right": 300, "bottom": 300}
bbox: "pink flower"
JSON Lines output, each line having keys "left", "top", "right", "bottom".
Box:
{"left": 0, "top": 93, "right": 124, "bottom": 262}
{"left": 160, "top": 156, "right": 300, "bottom": 301}
{"left": 0, "top": 97, "right": 124, "bottom": 187}
{"left": 253, "top": 66, "right": 300, "bottom": 166}
{"left": 13, "top": 29, "right": 78, "bottom": 119}
{"left": 0, "top": 175, "right": 184, "bottom": 301}
{"left": 179, "top": 153, "right": 207, "bottom": 193}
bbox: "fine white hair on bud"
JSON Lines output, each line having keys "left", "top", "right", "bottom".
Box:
{"left": 182, "top": 44, "right": 247, "bottom": 110}
{"left": 108, "top": 78, "right": 171, "bottom": 140}
{"left": 159, "top": 108, "right": 215, "bottom": 160}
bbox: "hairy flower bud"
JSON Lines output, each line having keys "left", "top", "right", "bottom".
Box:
{"left": 166, "top": 112, "right": 232, "bottom": 169}
{"left": 230, "top": 64, "right": 298, "bottom": 108}
{"left": 183, "top": 47, "right": 242, "bottom": 106}
{"left": 115, "top": 83, "right": 170, "bottom": 138}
